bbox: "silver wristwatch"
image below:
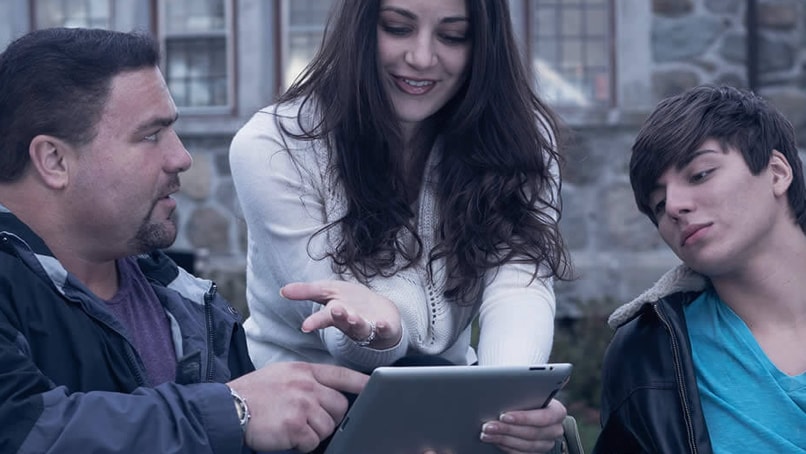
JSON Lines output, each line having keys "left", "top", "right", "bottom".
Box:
{"left": 229, "top": 386, "right": 251, "bottom": 433}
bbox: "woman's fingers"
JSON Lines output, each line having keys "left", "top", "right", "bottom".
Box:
{"left": 301, "top": 304, "right": 376, "bottom": 342}
{"left": 374, "top": 321, "right": 399, "bottom": 343}
{"left": 479, "top": 400, "right": 567, "bottom": 453}
{"left": 285, "top": 280, "right": 403, "bottom": 348}
{"left": 333, "top": 307, "right": 376, "bottom": 341}
{"left": 300, "top": 304, "right": 336, "bottom": 333}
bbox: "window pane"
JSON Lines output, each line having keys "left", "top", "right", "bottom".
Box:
{"left": 0, "top": 2, "right": 14, "bottom": 48}
{"left": 165, "top": 0, "right": 226, "bottom": 33}
{"left": 586, "top": 39, "right": 608, "bottom": 67}
{"left": 534, "top": 7, "right": 557, "bottom": 37}
{"left": 535, "top": 60, "right": 590, "bottom": 107}
{"left": 289, "top": 0, "right": 333, "bottom": 25}
{"left": 592, "top": 68, "right": 610, "bottom": 103}
{"left": 286, "top": 31, "right": 325, "bottom": 86}
{"left": 283, "top": 0, "right": 335, "bottom": 88}
{"left": 35, "top": 0, "right": 110, "bottom": 29}
{"left": 585, "top": 8, "right": 607, "bottom": 36}
{"left": 531, "top": 0, "right": 612, "bottom": 108}
{"left": 561, "top": 9, "right": 583, "bottom": 37}
{"left": 561, "top": 40, "right": 584, "bottom": 68}
{"left": 535, "top": 38, "right": 558, "bottom": 63}
{"left": 166, "top": 37, "right": 227, "bottom": 107}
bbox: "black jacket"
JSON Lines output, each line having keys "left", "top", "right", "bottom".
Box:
{"left": 0, "top": 207, "right": 256, "bottom": 453}
{"left": 593, "top": 265, "right": 714, "bottom": 454}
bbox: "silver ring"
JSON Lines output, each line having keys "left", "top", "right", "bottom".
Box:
{"left": 354, "top": 320, "right": 377, "bottom": 347}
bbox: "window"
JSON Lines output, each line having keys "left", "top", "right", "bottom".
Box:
{"left": 159, "top": 0, "right": 233, "bottom": 110}
{"left": 280, "top": 0, "right": 334, "bottom": 89}
{"left": 34, "top": 0, "right": 111, "bottom": 29}
{"left": 529, "top": 0, "right": 614, "bottom": 108}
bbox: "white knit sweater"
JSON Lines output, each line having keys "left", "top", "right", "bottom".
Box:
{"left": 229, "top": 101, "right": 557, "bottom": 371}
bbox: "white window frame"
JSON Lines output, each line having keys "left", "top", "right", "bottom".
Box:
{"left": 157, "top": 0, "right": 235, "bottom": 114}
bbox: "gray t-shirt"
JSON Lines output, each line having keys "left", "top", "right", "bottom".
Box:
{"left": 105, "top": 257, "right": 177, "bottom": 385}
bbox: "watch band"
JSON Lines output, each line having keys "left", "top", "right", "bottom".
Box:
{"left": 229, "top": 386, "right": 251, "bottom": 433}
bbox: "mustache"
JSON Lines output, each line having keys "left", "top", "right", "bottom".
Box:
{"left": 160, "top": 176, "right": 181, "bottom": 197}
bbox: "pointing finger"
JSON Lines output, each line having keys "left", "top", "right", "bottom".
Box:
{"left": 311, "top": 363, "right": 369, "bottom": 395}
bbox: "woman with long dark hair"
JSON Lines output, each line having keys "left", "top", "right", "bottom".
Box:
{"left": 231, "top": 0, "right": 571, "bottom": 451}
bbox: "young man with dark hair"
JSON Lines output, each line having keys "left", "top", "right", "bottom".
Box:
{"left": 0, "top": 27, "right": 367, "bottom": 453}
{"left": 594, "top": 85, "right": 806, "bottom": 453}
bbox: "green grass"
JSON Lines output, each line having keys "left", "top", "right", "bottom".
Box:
{"left": 577, "top": 417, "right": 601, "bottom": 453}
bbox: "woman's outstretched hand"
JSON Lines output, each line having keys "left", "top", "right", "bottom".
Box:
{"left": 281, "top": 280, "right": 403, "bottom": 349}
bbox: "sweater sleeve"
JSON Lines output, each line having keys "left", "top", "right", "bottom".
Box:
{"left": 229, "top": 105, "right": 408, "bottom": 369}
{"left": 475, "top": 262, "right": 555, "bottom": 365}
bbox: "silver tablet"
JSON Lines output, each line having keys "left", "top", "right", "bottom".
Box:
{"left": 324, "top": 363, "right": 573, "bottom": 454}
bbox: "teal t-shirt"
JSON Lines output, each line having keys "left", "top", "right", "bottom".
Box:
{"left": 685, "top": 289, "right": 806, "bottom": 453}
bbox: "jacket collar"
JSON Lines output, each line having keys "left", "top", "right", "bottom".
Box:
{"left": 0, "top": 204, "right": 54, "bottom": 257}
{"left": 0, "top": 204, "right": 206, "bottom": 301}
{"left": 608, "top": 264, "right": 709, "bottom": 329}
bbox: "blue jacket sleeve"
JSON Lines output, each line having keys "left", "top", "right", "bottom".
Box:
{"left": 0, "top": 321, "right": 247, "bottom": 454}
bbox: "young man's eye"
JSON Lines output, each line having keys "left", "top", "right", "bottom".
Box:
{"left": 144, "top": 131, "right": 159, "bottom": 142}
{"left": 690, "top": 169, "right": 713, "bottom": 182}
{"left": 653, "top": 200, "right": 666, "bottom": 216}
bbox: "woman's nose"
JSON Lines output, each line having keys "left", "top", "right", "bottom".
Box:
{"left": 404, "top": 35, "right": 437, "bottom": 69}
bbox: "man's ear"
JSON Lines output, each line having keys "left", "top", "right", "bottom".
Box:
{"left": 769, "top": 149, "right": 793, "bottom": 197}
{"left": 29, "top": 135, "right": 70, "bottom": 190}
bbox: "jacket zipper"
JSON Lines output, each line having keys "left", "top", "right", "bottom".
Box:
{"left": 653, "top": 303, "right": 698, "bottom": 453}
{"left": 125, "top": 343, "right": 147, "bottom": 386}
{"left": 204, "top": 282, "right": 217, "bottom": 382}
{"left": 66, "top": 302, "right": 148, "bottom": 387}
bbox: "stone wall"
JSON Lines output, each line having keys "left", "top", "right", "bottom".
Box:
{"left": 171, "top": 0, "right": 806, "bottom": 318}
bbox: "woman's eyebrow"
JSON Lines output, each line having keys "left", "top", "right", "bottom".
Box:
{"left": 380, "top": 6, "right": 468, "bottom": 24}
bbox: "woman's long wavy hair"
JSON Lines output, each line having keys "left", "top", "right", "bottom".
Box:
{"left": 276, "top": 0, "right": 571, "bottom": 302}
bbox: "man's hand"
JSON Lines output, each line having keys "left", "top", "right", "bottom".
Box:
{"left": 227, "top": 362, "right": 368, "bottom": 452}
